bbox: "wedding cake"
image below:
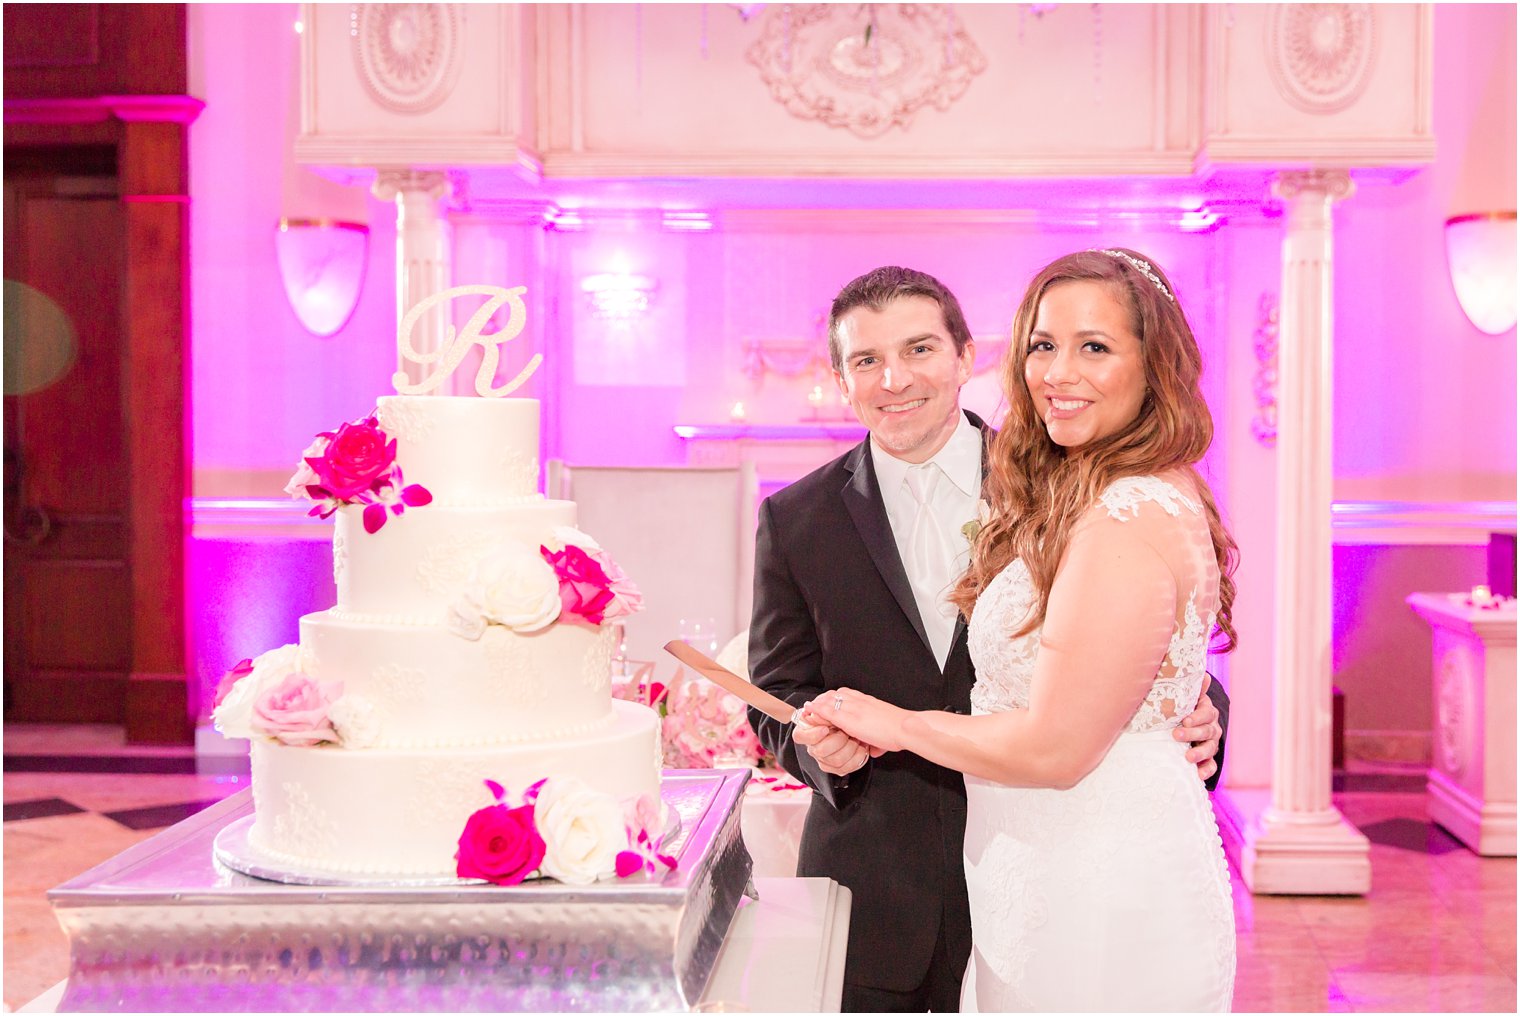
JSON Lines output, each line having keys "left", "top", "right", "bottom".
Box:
{"left": 212, "top": 287, "right": 667, "bottom": 884}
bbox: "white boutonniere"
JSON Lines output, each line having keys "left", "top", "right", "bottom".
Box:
{"left": 961, "top": 499, "right": 992, "bottom": 544}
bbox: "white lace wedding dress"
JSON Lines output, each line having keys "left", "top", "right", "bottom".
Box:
{"left": 960, "top": 476, "right": 1236, "bottom": 1012}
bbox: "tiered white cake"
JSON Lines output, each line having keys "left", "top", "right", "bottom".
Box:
{"left": 216, "top": 394, "right": 663, "bottom": 879}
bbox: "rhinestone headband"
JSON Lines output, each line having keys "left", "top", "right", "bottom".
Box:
{"left": 1095, "top": 249, "right": 1175, "bottom": 302}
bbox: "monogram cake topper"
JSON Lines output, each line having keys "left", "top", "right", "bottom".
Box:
{"left": 393, "top": 285, "right": 543, "bottom": 397}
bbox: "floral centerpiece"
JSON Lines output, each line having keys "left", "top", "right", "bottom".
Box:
{"left": 613, "top": 632, "right": 770, "bottom": 770}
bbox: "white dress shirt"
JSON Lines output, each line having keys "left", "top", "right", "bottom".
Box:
{"left": 871, "top": 411, "right": 984, "bottom": 669}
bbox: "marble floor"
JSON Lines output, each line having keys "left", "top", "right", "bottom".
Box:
{"left": 3, "top": 723, "right": 1515, "bottom": 1013}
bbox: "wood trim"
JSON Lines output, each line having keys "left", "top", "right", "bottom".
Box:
{"left": 3, "top": 94, "right": 205, "bottom": 125}
{"left": 119, "top": 117, "right": 191, "bottom": 743}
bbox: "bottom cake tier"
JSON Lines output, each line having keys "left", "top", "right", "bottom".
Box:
{"left": 248, "top": 699, "right": 663, "bottom": 878}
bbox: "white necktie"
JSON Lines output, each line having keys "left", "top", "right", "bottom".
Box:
{"left": 905, "top": 463, "right": 959, "bottom": 666}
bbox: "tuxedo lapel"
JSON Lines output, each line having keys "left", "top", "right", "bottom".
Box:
{"left": 948, "top": 411, "right": 995, "bottom": 654}
{"left": 840, "top": 440, "right": 933, "bottom": 657}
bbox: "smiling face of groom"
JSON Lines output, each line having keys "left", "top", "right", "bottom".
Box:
{"left": 828, "top": 268, "right": 976, "bottom": 466}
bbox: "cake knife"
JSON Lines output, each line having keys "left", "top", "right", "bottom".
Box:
{"left": 661, "top": 640, "right": 813, "bottom": 727}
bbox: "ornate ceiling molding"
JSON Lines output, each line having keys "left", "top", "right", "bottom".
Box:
{"left": 351, "top": 3, "right": 465, "bottom": 114}
{"left": 746, "top": 4, "right": 987, "bottom": 139}
{"left": 1266, "top": 4, "right": 1377, "bottom": 114}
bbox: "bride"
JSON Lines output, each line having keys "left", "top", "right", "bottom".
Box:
{"left": 805, "top": 248, "right": 1238, "bottom": 1012}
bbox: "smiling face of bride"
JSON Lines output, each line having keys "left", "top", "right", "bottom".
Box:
{"left": 1023, "top": 280, "right": 1148, "bottom": 450}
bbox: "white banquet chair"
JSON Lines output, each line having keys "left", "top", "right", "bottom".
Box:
{"left": 545, "top": 461, "right": 758, "bottom": 668}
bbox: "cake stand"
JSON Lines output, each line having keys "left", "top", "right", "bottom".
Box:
{"left": 46, "top": 769, "right": 754, "bottom": 1012}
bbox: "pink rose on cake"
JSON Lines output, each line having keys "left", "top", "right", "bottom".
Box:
{"left": 533, "top": 777, "right": 628, "bottom": 885}
{"left": 307, "top": 416, "right": 396, "bottom": 501}
{"left": 212, "top": 643, "right": 305, "bottom": 740}
{"left": 456, "top": 780, "right": 546, "bottom": 886}
{"left": 544, "top": 528, "right": 644, "bottom": 622}
{"left": 284, "top": 410, "right": 432, "bottom": 528}
{"left": 251, "top": 672, "right": 343, "bottom": 747}
{"left": 446, "top": 542, "right": 562, "bottom": 640}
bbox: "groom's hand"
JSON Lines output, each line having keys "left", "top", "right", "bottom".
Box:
{"left": 1174, "top": 674, "right": 1223, "bottom": 782}
{"left": 794, "top": 716, "right": 873, "bottom": 776}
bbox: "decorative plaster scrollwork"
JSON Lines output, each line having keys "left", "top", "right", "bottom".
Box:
{"left": 746, "top": 4, "right": 987, "bottom": 138}
{"left": 742, "top": 338, "right": 830, "bottom": 382}
{"left": 1267, "top": 4, "right": 1377, "bottom": 114}
{"left": 351, "top": 4, "right": 464, "bottom": 114}
{"left": 1251, "top": 293, "right": 1279, "bottom": 448}
{"left": 1436, "top": 647, "right": 1472, "bottom": 779}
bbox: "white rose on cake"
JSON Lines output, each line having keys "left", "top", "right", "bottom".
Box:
{"left": 446, "top": 542, "right": 561, "bottom": 639}
{"left": 212, "top": 643, "right": 303, "bottom": 740}
{"left": 547, "top": 525, "right": 601, "bottom": 552}
{"left": 533, "top": 778, "right": 627, "bottom": 885}
{"left": 328, "top": 693, "right": 382, "bottom": 749}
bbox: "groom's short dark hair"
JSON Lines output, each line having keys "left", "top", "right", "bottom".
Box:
{"left": 827, "top": 266, "right": 974, "bottom": 373}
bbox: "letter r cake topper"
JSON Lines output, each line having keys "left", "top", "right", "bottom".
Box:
{"left": 394, "top": 285, "right": 543, "bottom": 397}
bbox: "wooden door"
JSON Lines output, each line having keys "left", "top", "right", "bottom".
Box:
{"left": 3, "top": 145, "right": 133, "bottom": 722}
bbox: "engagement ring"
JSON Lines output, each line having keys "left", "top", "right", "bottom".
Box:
{"left": 833, "top": 694, "right": 843, "bottom": 712}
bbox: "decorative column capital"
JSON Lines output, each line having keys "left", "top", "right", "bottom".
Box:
{"left": 371, "top": 168, "right": 450, "bottom": 203}
{"left": 1271, "top": 169, "right": 1356, "bottom": 204}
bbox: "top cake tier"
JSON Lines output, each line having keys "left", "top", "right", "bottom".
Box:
{"left": 374, "top": 395, "right": 539, "bottom": 505}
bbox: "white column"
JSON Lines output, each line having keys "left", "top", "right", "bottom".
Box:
{"left": 372, "top": 169, "right": 453, "bottom": 391}
{"left": 1237, "top": 169, "right": 1371, "bottom": 894}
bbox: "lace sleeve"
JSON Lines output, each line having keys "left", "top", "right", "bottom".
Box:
{"left": 1089, "top": 474, "right": 1218, "bottom": 732}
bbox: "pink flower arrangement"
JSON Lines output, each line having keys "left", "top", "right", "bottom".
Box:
{"left": 616, "top": 793, "right": 677, "bottom": 878}
{"left": 308, "top": 417, "right": 395, "bottom": 500}
{"left": 284, "top": 412, "right": 431, "bottom": 531}
{"left": 251, "top": 672, "right": 343, "bottom": 747}
{"left": 612, "top": 662, "right": 669, "bottom": 716}
{"left": 541, "top": 543, "right": 642, "bottom": 627}
{"left": 455, "top": 780, "right": 547, "bottom": 886}
{"left": 454, "top": 779, "right": 678, "bottom": 885}
{"left": 661, "top": 669, "right": 767, "bottom": 769}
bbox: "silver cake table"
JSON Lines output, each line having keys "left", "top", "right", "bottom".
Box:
{"left": 43, "top": 770, "right": 846, "bottom": 1012}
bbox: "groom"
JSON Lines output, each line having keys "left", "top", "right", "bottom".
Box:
{"left": 747, "top": 266, "right": 1229, "bottom": 1012}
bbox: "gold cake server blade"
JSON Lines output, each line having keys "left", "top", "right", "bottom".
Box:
{"left": 662, "top": 640, "right": 805, "bottom": 725}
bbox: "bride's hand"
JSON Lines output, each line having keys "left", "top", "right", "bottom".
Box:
{"left": 802, "top": 688, "right": 906, "bottom": 753}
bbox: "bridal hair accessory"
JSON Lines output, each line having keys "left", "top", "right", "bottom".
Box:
{"left": 1095, "top": 249, "right": 1175, "bottom": 303}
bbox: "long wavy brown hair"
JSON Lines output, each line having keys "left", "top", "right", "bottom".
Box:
{"left": 950, "top": 248, "right": 1239, "bottom": 652}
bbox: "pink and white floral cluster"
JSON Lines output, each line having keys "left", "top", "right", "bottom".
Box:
{"left": 446, "top": 526, "right": 642, "bottom": 640}
{"left": 455, "top": 777, "right": 675, "bottom": 886}
{"left": 659, "top": 669, "right": 767, "bottom": 769}
{"left": 284, "top": 413, "right": 431, "bottom": 534}
{"left": 212, "top": 645, "right": 381, "bottom": 749}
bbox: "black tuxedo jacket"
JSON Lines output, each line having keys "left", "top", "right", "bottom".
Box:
{"left": 746, "top": 410, "right": 1228, "bottom": 993}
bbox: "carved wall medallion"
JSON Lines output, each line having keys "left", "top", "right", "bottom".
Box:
{"left": 351, "top": 3, "right": 464, "bottom": 114}
{"left": 746, "top": 4, "right": 987, "bottom": 138}
{"left": 1267, "top": 4, "right": 1377, "bottom": 114}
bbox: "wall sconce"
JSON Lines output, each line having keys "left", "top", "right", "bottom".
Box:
{"left": 1444, "top": 212, "right": 1517, "bottom": 335}
{"left": 581, "top": 272, "right": 658, "bottom": 321}
{"left": 276, "top": 219, "right": 369, "bottom": 337}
